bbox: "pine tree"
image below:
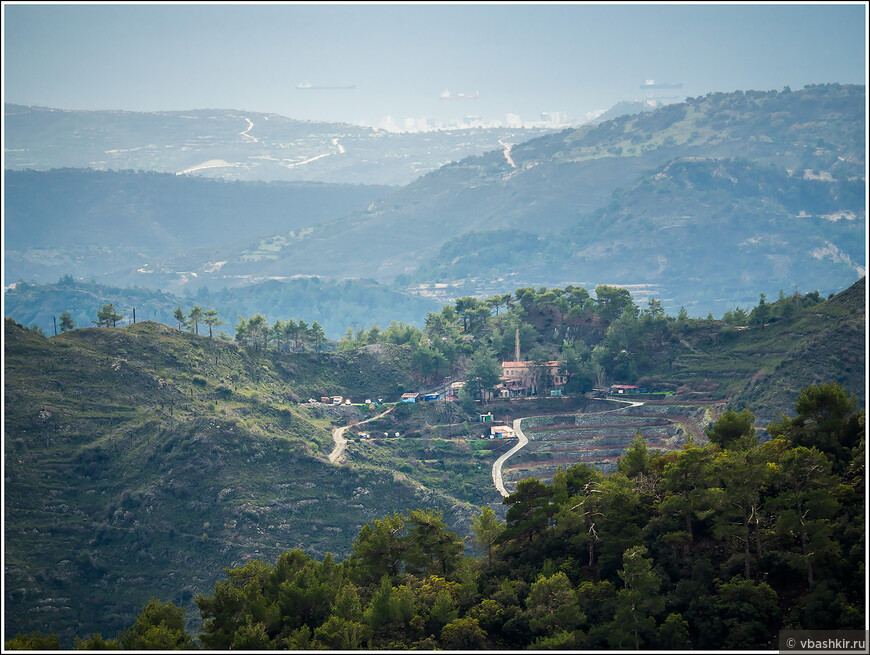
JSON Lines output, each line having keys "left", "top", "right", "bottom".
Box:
{"left": 188, "top": 306, "right": 203, "bottom": 335}
{"left": 202, "top": 309, "right": 222, "bottom": 338}
{"left": 59, "top": 311, "right": 76, "bottom": 332}
{"left": 173, "top": 306, "right": 187, "bottom": 331}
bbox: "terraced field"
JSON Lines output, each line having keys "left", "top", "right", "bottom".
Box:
{"left": 501, "top": 398, "right": 718, "bottom": 491}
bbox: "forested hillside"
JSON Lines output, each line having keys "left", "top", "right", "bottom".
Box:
{"left": 8, "top": 382, "right": 865, "bottom": 650}
{"left": 334, "top": 277, "right": 866, "bottom": 426}
{"left": 3, "top": 319, "right": 479, "bottom": 643}
{"left": 4, "top": 276, "right": 864, "bottom": 645}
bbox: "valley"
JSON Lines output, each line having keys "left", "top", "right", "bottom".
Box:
{"left": 5, "top": 85, "right": 864, "bottom": 320}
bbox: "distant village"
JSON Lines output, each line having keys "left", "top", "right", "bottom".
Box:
{"left": 317, "top": 358, "right": 649, "bottom": 441}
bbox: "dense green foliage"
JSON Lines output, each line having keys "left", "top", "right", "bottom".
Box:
{"left": 335, "top": 278, "right": 865, "bottom": 426}
{"left": 12, "top": 382, "right": 861, "bottom": 650}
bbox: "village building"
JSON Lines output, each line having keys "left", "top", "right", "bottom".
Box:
{"left": 445, "top": 381, "right": 465, "bottom": 402}
{"left": 497, "top": 360, "right": 568, "bottom": 397}
{"left": 609, "top": 384, "right": 647, "bottom": 395}
{"left": 490, "top": 425, "right": 516, "bottom": 439}
{"left": 400, "top": 392, "right": 420, "bottom": 403}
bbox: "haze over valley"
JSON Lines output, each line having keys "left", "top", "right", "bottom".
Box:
{"left": 5, "top": 83, "right": 866, "bottom": 327}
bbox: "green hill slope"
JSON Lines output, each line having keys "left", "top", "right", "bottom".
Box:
{"left": 727, "top": 277, "right": 866, "bottom": 424}
{"left": 630, "top": 278, "right": 867, "bottom": 425}
{"left": 3, "top": 320, "right": 474, "bottom": 643}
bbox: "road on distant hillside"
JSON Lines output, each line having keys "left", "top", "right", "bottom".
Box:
{"left": 284, "top": 152, "right": 332, "bottom": 169}
{"left": 491, "top": 398, "right": 646, "bottom": 497}
{"left": 329, "top": 404, "right": 397, "bottom": 464}
{"left": 498, "top": 139, "right": 517, "bottom": 169}
{"left": 492, "top": 417, "right": 529, "bottom": 497}
{"left": 240, "top": 117, "right": 258, "bottom": 142}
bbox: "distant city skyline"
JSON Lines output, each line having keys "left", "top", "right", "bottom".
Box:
{"left": 3, "top": 3, "right": 867, "bottom": 129}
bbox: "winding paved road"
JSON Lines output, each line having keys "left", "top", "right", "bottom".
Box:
{"left": 329, "top": 395, "right": 648, "bottom": 494}
{"left": 491, "top": 398, "right": 645, "bottom": 497}
{"left": 492, "top": 417, "right": 529, "bottom": 497}
{"left": 240, "top": 117, "right": 258, "bottom": 142}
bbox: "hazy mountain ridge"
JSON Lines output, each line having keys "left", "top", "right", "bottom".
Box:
{"left": 404, "top": 153, "right": 864, "bottom": 309}
{"left": 3, "top": 85, "right": 865, "bottom": 317}
{"left": 3, "top": 169, "right": 393, "bottom": 251}
{"left": 175, "top": 85, "right": 864, "bottom": 314}
{"left": 3, "top": 104, "right": 556, "bottom": 186}
{"left": 3, "top": 276, "right": 442, "bottom": 341}
{"left": 3, "top": 169, "right": 393, "bottom": 288}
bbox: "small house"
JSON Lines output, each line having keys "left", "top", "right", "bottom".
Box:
{"left": 321, "top": 396, "right": 332, "bottom": 404}
{"left": 490, "top": 425, "right": 515, "bottom": 439}
{"left": 331, "top": 396, "right": 343, "bottom": 405}
{"left": 424, "top": 393, "right": 440, "bottom": 401}
{"left": 609, "top": 385, "right": 646, "bottom": 395}
{"left": 479, "top": 412, "right": 493, "bottom": 423}
{"left": 400, "top": 393, "right": 419, "bottom": 403}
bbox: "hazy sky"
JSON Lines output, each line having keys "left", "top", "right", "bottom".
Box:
{"left": 3, "top": 2, "right": 867, "bottom": 126}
